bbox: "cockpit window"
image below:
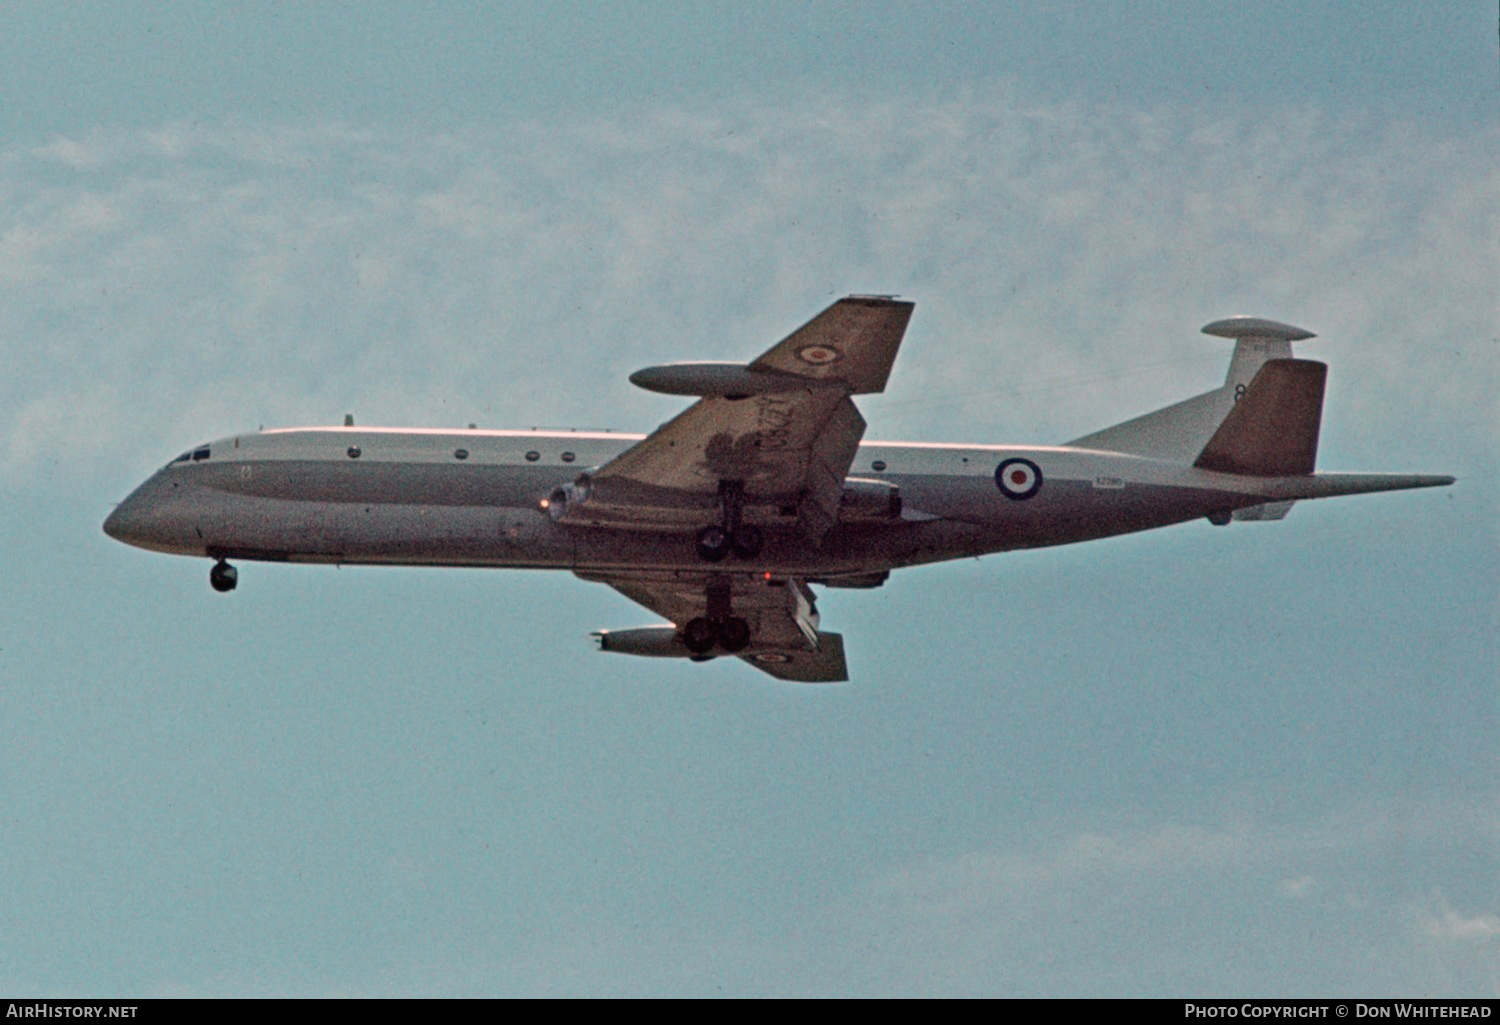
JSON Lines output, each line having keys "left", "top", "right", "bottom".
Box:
{"left": 169, "top": 445, "right": 212, "bottom": 467}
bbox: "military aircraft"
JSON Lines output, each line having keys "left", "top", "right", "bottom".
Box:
{"left": 104, "top": 296, "right": 1452, "bottom": 682}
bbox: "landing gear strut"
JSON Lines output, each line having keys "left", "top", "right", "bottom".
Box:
{"left": 681, "top": 576, "right": 752, "bottom": 654}
{"left": 695, "top": 480, "right": 764, "bottom": 562}
{"left": 209, "top": 559, "right": 238, "bottom": 593}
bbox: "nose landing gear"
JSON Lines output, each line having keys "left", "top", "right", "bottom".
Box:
{"left": 209, "top": 559, "right": 238, "bottom": 593}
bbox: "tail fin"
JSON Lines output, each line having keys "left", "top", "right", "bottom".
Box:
{"left": 1067, "top": 317, "right": 1316, "bottom": 462}
{"left": 1194, "top": 359, "right": 1327, "bottom": 476}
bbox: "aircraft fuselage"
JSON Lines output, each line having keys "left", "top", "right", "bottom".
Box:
{"left": 103, "top": 424, "right": 1432, "bottom": 579}
{"left": 102, "top": 296, "right": 1455, "bottom": 681}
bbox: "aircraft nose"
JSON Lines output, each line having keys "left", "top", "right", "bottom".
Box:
{"left": 103, "top": 476, "right": 196, "bottom": 553}
{"left": 103, "top": 493, "right": 149, "bottom": 545}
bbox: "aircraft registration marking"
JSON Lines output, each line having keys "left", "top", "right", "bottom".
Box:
{"left": 753, "top": 395, "right": 796, "bottom": 451}
{"left": 1093, "top": 476, "right": 1125, "bottom": 489}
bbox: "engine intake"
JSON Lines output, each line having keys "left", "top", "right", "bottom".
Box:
{"left": 546, "top": 476, "right": 592, "bottom": 521}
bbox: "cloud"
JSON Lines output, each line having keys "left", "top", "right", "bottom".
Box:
{"left": 31, "top": 136, "right": 103, "bottom": 169}
{"left": 2, "top": 88, "right": 1493, "bottom": 489}
{"left": 1424, "top": 896, "right": 1500, "bottom": 942}
{"left": 838, "top": 795, "right": 1500, "bottom": 996}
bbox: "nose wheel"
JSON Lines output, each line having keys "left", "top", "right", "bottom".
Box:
{"left": 209, "top": 559, "right": 238, "bottom": 593}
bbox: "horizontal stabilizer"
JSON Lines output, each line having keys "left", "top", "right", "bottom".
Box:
{"left": 1280, "top": 473, "right": 1455, "bottom": 500}
{"left": 1195, "top": 359, "right": 1326, "bottom": 476}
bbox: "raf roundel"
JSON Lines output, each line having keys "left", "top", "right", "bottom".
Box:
{"left": 995, "top": 457, "right": 1043, "bottom": 500}
{"left": 795, "top": 344, "right": 842, "bottom": 366}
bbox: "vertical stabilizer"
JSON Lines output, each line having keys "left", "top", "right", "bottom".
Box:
{"left": 1066, "top": 317, "right": 1316, "bottom": 462}
{"left": 1195, "top": 359, "right": 1327, "bottom": 476}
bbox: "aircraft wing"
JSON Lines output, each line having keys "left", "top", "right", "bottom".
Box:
{"left": 579, "top": 570, "right": 849, "bottom": 683}
{"left": 577, "top": 296, "right": 914, "bottom": 543}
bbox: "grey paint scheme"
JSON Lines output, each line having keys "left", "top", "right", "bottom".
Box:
{"left": 104, "top": 429, "right": 1450, "bottom": 580}
{"left": 103, "top": 301, "right": 1454, "bottom": 682}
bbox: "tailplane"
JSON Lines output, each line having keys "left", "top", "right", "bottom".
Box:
{"left": 1068, "top": 317, "right": 1316, "bottom": 463}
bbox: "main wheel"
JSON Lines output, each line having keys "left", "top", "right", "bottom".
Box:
{"left": 209, "top": 560, "right": 238, "bottom": 593}
{"left": 683, "top": 617, "right": 718, "bottom": 654}
{"left": 695, "top": 525, "right": 731, "bottom": 562}
{"left": 731, "top": 524, "right": 764, "bottom": 559}
{"left": 717, "top": 616, "right": 751, "bottom": 653}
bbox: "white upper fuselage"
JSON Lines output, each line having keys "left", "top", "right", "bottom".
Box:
{"left": 102, "top": 423, "right": 1360, "bottom": 578}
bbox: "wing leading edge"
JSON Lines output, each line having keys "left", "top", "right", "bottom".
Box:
{"left": 569, "top": 297, "right": 914, "bottom": 544}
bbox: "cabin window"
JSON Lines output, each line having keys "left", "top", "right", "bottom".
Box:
{"left": 871, "top": 459, "right": 887, "bottom": 472}
{"left": 454, "top": 448, "right": 469, "bottom": 460}
{"left": 561, "top": 451, "right": 576, "bottom": 463}
{"left": 347, "top": 446, "right": 361, "bottom": 459}
{"left": 525, "top": 451, "right": 540, "bottom": 462}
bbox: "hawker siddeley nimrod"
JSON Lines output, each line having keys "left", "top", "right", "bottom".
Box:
{"left": 105, "top": 296, "right": 1453, "bottom": 682}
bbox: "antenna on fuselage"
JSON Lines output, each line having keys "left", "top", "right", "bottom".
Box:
{"left": 344, "top": 414, "right": 354, "bottom": 427}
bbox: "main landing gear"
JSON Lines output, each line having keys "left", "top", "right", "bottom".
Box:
{"left": 683, "top": 614, "right": 752, "bottom": 655}
{"left": 681, "top": 577, "right": 752, "bottom": 655}
{"left": 209, "top": 558, "right": 238, "bottom": 593}
{"left": 695, "top": 480, "right": 765, "bottom": 562}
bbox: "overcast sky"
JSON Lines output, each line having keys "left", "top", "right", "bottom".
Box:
{"left": 2, "top": 1, "right": 1496, "bottom": 997}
